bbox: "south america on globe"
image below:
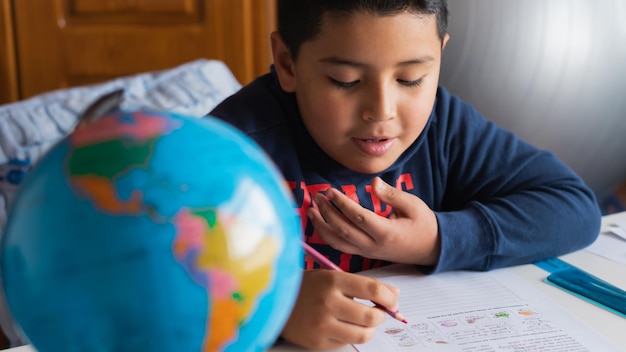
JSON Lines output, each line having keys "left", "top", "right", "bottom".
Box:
{"left": 1, "top": 110, "right": 303, "bottom": 351}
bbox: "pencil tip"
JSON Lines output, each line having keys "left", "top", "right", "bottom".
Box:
{"left": 394, "top": 311, "right": 408, "bottom": 324}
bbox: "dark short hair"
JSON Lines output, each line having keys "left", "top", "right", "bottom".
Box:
{"left": 277, "top": 0, "right": 449, "bottom": 60}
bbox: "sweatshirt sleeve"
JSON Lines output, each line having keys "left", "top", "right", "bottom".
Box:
{"left": 429, "top": 90, "right": 601, "bottom": 273}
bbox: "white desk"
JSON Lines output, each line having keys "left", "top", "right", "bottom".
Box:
{"left": 6, "top": 212, "right": 626, "bottom": 352}
{"left": 274, "top": 211, "right": 626, "bottom": 352}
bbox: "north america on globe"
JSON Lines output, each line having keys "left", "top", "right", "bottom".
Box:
{"left": 61, "top": 112, "right": 280, "bottom": 350}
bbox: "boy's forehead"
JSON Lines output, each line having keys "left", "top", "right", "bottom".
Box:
{"left": 307, "top": 11, "right": 442, "bottom": 61}
{"left": 318, "top": 10, "right": 440, "bottom": 40}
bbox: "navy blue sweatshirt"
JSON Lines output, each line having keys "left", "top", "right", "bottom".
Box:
{"left": 208, "top": 68, "right": 601, "bottom": 273}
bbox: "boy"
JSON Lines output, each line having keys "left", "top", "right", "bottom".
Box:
{"left": 208, "top": 0, "right": 601, "bottom": 349}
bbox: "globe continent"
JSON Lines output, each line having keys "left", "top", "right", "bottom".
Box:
{"left": 1, "top": 111, "right": 303, "bottom": 352}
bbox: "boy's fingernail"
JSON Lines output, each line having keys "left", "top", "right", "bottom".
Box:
{"left": 313, "top": 192, "right": 324, "bottom": 203}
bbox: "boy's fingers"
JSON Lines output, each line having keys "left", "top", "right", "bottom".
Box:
{"left": 334, "top": 299, "right": 387, "bottom": 327}
{"left": 306, "top": 207, "right": 361, "bottom": 252}
{"left": 312, "top": 192, "right": 376, "bottom": 245}
{"left": 312, "top": 191, "right": 343, "bottom": 223}
{"left": 371, "top": 177, "right": 418, "bottom": 216}
{"left": 319, "top": 189, "right": 387, "bottom": 239}
{"left": 384, "top": 283, "right": 401, "bottom": 296}
{"left": 339, "top": 274, "right": 399, "bottom": 313}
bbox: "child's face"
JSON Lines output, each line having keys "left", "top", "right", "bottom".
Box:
{"left": 275, "top": 11, "right": 448, "bottom": 174}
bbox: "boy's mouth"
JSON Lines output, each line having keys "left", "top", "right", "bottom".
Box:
{"left": 353, "top": 137, "right": 395, "bottom": 156}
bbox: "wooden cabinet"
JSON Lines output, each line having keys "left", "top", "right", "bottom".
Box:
{"left": 0, "top": 0, "right": 276, "bottom": 105}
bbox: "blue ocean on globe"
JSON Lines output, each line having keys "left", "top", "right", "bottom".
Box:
{"left": 1, "top": 111, "right": 303, "bottom": 351}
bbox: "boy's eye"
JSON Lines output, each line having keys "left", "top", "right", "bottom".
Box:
{"left": 398, "top": 78, "right": 423, "bottom": 87}
{"left": 329, "top": 77, "right": 360, "bottom": 89}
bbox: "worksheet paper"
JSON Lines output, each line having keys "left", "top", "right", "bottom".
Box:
{"left": 586, "top": 233, "right": 626, "bottom": 265}
{"left": 354, "top": 269, "right": 621, "bottom": 351}
{"left": 586, "top": 220, "right": 626, "bottom": 265}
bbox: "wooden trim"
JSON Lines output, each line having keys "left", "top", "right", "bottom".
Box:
{"left": 0, "top": 0, "right": 19, "bottom": 104}
{"left": 252, "top": 0, "right": 276, "bottom": 77}
{"left": 13, "top": 0, "right": 64, "bottom": 99}
{"left": 65, "top": 0, "right": 202, "bottom": 25}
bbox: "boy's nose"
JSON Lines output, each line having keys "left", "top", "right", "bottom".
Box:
{"left": 361, "top": 85, "right": 396, "bottom": 122}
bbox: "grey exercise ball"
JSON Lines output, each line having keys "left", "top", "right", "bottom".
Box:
{"left": 440, "top": 0, "right": 626, "bottom": 204}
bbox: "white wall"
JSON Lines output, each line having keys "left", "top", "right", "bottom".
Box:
{"left": 440, "top": 0, "right": 626, "bottom": 203}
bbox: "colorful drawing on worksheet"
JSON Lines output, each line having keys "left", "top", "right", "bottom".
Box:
{"left": 382, "top": 327, "right": 422, "bottom": 347}
{"left": 439, "top": 320, "right": 458, "bottom": 328}
{"left": 377, "top": 305, "right": 557, "bottom": 349}
{"left": 517, "top": 308, "right": 538, "bottom": 316}
{"left": 464, "top": 314, "right": 485, "bottom": 324}
{"left": 493, "top": 311, "right": 510, "bottom": 318}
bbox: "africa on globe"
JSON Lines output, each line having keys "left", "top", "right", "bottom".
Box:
{"left": 1, "top": 110, "right": 303, "bottom": 351}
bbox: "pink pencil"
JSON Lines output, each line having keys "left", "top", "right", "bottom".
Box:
{"left": 302, "top": 242, "right": 408, "bottom": 324}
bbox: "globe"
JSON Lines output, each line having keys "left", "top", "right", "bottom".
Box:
{"left": 0, "top": 110, "right": 303, "bottom": 351}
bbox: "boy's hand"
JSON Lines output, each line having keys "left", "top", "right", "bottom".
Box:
{"left": 280, "top": 269, "right": 399, "bottom": 350}
{"left": 307, "top": 177, "right": 440, "bottom": 266}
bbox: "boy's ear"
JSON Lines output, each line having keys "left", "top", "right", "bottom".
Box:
{"left": 271, "top": 32, "right": 297, "bottom": 92}
{"left": 442, "top": 33, "right": 450, "bottom": 51}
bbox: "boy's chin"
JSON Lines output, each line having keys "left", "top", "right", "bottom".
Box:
{"left": 344, "top": 159, "right": 394, "bottom": 175}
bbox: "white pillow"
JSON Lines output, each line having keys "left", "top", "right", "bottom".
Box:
{"left": 0, "top": 59, "right": 241, "bottom": 235}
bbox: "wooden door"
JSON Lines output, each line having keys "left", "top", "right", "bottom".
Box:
{"left": 11, "top": 0, "right": 276, "bottom": 100}
{"left": 0, "top": 0, "right": 18, "bottom": 103}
